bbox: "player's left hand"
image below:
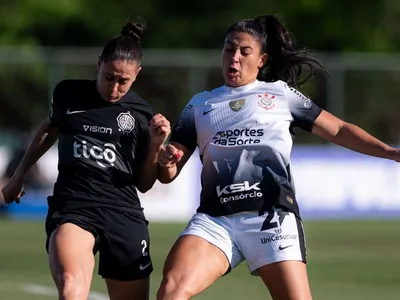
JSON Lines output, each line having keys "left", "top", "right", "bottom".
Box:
{"left": 150, "top": 113, "right": 171, "bottom": 149}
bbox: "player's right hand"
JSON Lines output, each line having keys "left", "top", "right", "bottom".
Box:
{"left": 1, "top": 176, "right": 25, "bottom": 204}
{"left": 158, "top": 144, "right": 183, "bottom": 168}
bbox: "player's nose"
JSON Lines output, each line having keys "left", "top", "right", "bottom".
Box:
{"left": 109, "top": 82, "right": 118, "bottom": 93}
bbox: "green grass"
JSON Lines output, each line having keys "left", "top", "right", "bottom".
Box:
{"left": 0, "top": 219, "right": 399, "bottom": 299}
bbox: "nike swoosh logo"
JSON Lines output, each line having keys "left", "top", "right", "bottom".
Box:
{"left": 139, "top": 262, "right": 152, "bottom": 271}
{"left": 66, "top": 109, "right": 86, "bottom": 115}
{"left": 203, "top": 108, "right": 217, "bottom": 115}
{"left": 278, "top": 245, "right": 293, "bottom": 251}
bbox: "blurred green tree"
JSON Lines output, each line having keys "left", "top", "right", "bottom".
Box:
{"left": 1, "top": 0, "right": 400, "bottom": 144}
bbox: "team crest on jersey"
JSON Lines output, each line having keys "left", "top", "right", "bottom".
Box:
{"left": 258, "top": 92, "right": 275, "bottom": 110}
{"left": 117, "top": 112, "right": 135, "bottom": 133}
{"left": 229, "top": 99, "right": 246, "bottom": 112}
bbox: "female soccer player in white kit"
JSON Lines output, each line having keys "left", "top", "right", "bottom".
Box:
{"left": 156, "top": 15, "right": 400, "bottom": 300}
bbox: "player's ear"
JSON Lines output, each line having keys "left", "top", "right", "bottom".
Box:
{"left": 258, "top": 53, "right": 268, "bottom": 69}
{"left": 97, "top": 56, "right": 101, "bottom": 72}
{"left": 132, "top": 66, "right": 142, "bottom": 82}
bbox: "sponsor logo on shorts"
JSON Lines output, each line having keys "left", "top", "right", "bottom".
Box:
{"left": 278, "top": 244, "right": 293, "bottom": 250}
{"left": 217, "top": 181, "right": 262, "bottom": 203}
{"left": 139, "top": 262, "right": 152, "bottom": 271}
{"left": 260, "top": 234, "right": 298, "bottom": 244}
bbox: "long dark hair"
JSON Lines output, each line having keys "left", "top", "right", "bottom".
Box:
{"left": 226, "top": 15, "right": 326, "bottom": 87}
{"left": 100, "top": 17, "right": 147, "bottom": 65}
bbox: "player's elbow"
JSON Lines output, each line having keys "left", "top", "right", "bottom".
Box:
{"left": 136, "top": 181, "right": 154, "bottom": 193}
{"left": 137, "top": 186, "right": 149, "bottom": 193}
{"left": 157, "top": 176, "right": 175, "bottom": 184}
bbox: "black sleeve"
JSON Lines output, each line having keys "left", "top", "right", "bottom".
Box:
{"left": 286, "top": 85, "right": 322, "bottom": 132}
{"left": 133, "top": 99, "right": 155, "bottom": 163}
{"left": 135, "top": 120, "right": 151, "bottom": 163}
{"left": 169, "top": 102, "right": 197, "bottom": 151}
{"left": 49, "top": 80, "right": 68, "bottom": 125}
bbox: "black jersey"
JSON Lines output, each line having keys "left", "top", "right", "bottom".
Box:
{"left": 47, "top": 79, "right": 154, "bottom": 215}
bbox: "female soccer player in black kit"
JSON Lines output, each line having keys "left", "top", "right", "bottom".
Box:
{"left": 2, "top": 19, "right": 170, "bottom": 300}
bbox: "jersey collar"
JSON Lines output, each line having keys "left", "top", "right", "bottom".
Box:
{"left": 219, "top": 80, "right": 262, "bottom": 95}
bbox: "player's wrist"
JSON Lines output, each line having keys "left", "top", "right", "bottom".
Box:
{"left": 150, "top": 141, "right": 164, "bottom": 152}
{"left": 386, "top": 147, "right": 400, "bottom": 161}
{"left": 12, "top": 168, "right": 27, "bottom": 182}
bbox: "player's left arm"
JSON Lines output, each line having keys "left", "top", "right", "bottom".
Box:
{"left": 285, "top": 82, "right": 399, "bottom": 162}
{"left": 312, "top": 110, "right": 398, "bottom": 161}
{"left": 135, "top": 113, "right": 171, "bottom": 193}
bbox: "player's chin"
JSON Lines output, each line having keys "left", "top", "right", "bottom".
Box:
{"left": 107, "top": 97, "right": 121, "bottom": 103}
{"left": 224, "top": 76, "right": 242, "bottom": 87}
{"left": 103, "top": 93, "right": 123, "bottom": 103}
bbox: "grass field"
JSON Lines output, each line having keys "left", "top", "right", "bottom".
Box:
{"left": 0, "top": 219, "right": 399, "bottom": 299}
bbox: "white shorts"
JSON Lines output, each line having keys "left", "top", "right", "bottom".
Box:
{"left": 180, "top": 207, "right": 306, "bottom": 275}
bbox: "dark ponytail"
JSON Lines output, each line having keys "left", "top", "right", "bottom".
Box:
{"left": 227, "top": 15, "right": 326, "bottom": 87}
{"left": 100, "top": 17, "right": 147, "bottom": 65}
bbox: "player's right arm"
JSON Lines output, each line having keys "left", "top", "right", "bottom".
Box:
{"left": 1, "top": 82, "right": 64, "bottom": 204}
{"left": 1, "top": 119, "right": 59, "bottom": 204}
{"left": 157, "top": 142, "right": 193, "bottom": 183}
{"left": 157, "top": 100, "right": 197, "bottom": 183}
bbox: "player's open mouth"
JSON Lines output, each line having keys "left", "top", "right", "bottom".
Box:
{"left": 227, "top": 67, "right": 239, "bottom": 76}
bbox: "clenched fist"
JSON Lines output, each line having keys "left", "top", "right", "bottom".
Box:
{"left": 1, "top": 175, "right": 25, "bottom": 204}
{"left": 158, "top": 144, "right": 184, "bottom": 168}
{"left": 150, "top": 113, "right": 171, "bottom": 149}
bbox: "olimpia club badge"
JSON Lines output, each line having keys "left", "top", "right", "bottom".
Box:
{"left": 117, "top": 111, "right": 135, "bottom": 133}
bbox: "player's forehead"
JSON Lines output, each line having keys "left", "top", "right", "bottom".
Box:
{"left": 224, "top": 31, "right": 259, "bottom": 50}
{"left": 101, "top": 59, "right": 139, "bottom": 77}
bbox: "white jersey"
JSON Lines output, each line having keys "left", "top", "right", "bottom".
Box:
{"left": 170, "top": 80, "right": 322, "bottom": 218}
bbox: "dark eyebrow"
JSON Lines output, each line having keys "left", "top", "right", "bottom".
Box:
{"left": 105, "top": 72, "right": 130, "bottom": 80}
{"left": 225, "top": 40, "right": 253, "bottom": 50}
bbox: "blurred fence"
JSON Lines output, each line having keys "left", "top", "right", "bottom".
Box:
{"left": 1, "top": 47, "right": 400, "bottom": 144}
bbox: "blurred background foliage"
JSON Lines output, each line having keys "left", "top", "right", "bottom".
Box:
{"left": 1, "top": 0, "right": 400, "bottom": 144}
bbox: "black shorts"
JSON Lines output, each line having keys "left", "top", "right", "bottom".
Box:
{"left": 45, "top": 206, "right": 153, "bottom": 281}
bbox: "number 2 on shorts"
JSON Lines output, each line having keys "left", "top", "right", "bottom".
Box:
{"left": 141, "top": 240, "right": 148, "bottom": 256}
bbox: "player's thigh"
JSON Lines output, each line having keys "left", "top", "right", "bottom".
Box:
{"left": 106, "top": 278, "right": 149, "bottom": 300}
{"left": 48, "top": 222, "right": 96, "bottom": 291}
{"left": 258, "top": 261, "right": 312, "bottom": 300}
{"left": 160, "top": 234, "right": 230, "bottom": 297}
{"left": 98, "top": 210, "right": 153, "bottom": 282}
{"left": 159, "top": 213, "right": 241, "bottom": 298}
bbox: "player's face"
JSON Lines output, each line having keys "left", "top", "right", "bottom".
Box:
{"left": 222, "top": 32, "right": 267, "bottom": 87}
{"left": 96, "top": 59, "right": 142, "bottom": 102}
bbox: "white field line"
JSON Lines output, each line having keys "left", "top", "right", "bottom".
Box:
{"left": 21, "top": 283, "right": 109, "bottom": 300}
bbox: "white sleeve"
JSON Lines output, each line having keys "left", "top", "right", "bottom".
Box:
{"left": 285, "top": 83, "right": 322, "bottom": 132}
